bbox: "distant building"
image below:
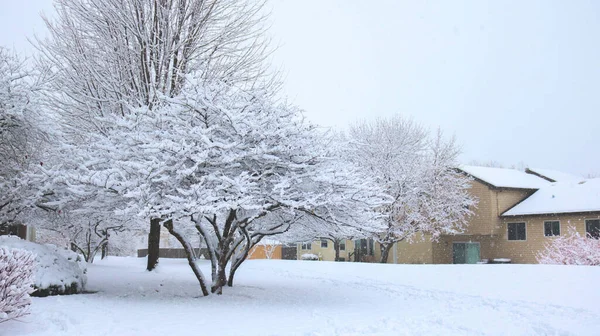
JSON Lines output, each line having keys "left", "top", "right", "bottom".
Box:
{"left": 248, "top": 239, "right": 283, "bottom": 260}
{"left": 297, "top": 238, "right": 377, "bottom": 262}
{"left": 0, "top": 224, "right": 35, "bottom": 241}
{"left": 377, "top": 166, "right": 598, "bottom": 264}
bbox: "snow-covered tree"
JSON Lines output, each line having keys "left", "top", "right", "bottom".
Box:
{"left": 345, "top": 116, "right": 476, "bottom": 263}
{"left": 0, "top": 48, "right": 49, "bottom": 228}
{"left": 538, "top": 226, "right": 600, "bottom": 265}
{"left": 35, "top": 212, "right": 129, "bottom": 263}
{"left": 39, "top": 0, "right": 276, "bottom": 271}
{"left": 54, "top": 76, "right": 386, "bottom": 295}
{"left": 37, "top": 0, "right": 386, "bottom": 296}
{"left": 0, "top": 247, "right": 35, "bottom": 323}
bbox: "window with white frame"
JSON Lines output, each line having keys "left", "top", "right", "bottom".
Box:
{"left": 507, "top": 222, "right": 526, "bottom": 240}
{"left": 544, "top": 221, "right": 560, "bottom": 236}
{"left": 339, "top": 240, "right": 346, "bottom": 251}
{"left": 301, "top": 242, "right": 312, "bottom": 250}
{"left": 321, "top": 239, "right": 328, "bottom": 248}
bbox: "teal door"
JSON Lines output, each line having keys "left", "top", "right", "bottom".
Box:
{"left": 453, "top": 243, "right": 480, "bottom": 264}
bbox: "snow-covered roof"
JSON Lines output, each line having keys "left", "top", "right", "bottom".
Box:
{"left": 458, "top": 165, "right": 549, "bottom": 189}
{"left": 503, "top": 178, "right": 600, "bottom": 216}
{"left": 256, "top": 238, "right": 282, "bottom": 246}
{"left": 525, "top": 167, "right": 584, "bottom": 183}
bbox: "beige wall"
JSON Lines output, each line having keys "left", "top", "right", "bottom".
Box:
{"left": 297, "top": 239, "right": 355, "bottom": 261}
{"left": 371, "top": 234, "right": 434, "bottom": 264}
{"left": 495, "top": 213, "right": 600, "bottom": 263}
{"left": 465, "top": 180, "right": 495, "bottom": 235}
{"left": 465, "top": 180, "right": 534, "bottom": 235}
{"left": 491, "top": 188, "right": 535, "bottom": 235}
{"left": 394, "top": 233, "right": 434, "bottom": 264}
{"left": 428, "top": 212, "right": 600, "bottom": 264}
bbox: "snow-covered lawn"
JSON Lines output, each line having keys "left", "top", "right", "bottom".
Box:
{"left": 4, "top": 258, "right": 599, "bottom": 335}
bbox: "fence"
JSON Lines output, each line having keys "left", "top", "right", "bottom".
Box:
{"left": 137, "top": 248, "right": 209, "bottom": 259}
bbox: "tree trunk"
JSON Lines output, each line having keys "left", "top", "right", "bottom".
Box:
{"left": 101, "top": 242, "right": 108, "bottom": 259}
{"left": 333, "top": 239, "right": 340, "bottom": 262}
{"left": 164, "top": 219, "right": 209, "bottom": 296}
{"left": 146, "top": 218, "right": 161, "bottom": 271}
{"left": 212, "top": 256, "right": 228, "bottom": 294}
{"left": 228, "top": 247, "right": 250, "bottom": 287}
{"left": 380, "top": 243, "right": 393, "bottom": 263}
{"left": 193, "top": 220, "right": 218, "bottom": 290}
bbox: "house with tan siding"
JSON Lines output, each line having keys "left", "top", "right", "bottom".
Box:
{"left": 500, "top": 176, "right": 600, "bottom": 263}
{"left": 378, "top": 165, "right": 598, "bottom": 264}
{"left": 297, "top": 238, "right": 381, "bottom": 262}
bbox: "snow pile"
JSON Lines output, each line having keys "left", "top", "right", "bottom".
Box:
{"left": 459, "top": 165, "right": 549, "bottom": 189}
{"left": 503, "top": 178, "right": 600, "bottom": 216}
{"left": 538, "top": 227, "right": 600, "bottom": 265}
{"left": 0, "top": 246, "right": 35, "bottom": 323}
{"left": 300, "top": 253, "right": 319, "bottom": 260}
{"left": 0, "top": 236, "right": 87, "bottom": 296}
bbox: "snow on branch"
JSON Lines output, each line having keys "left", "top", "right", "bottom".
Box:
{"left": 344, "top": 116, "right": 477, "bottom": 262}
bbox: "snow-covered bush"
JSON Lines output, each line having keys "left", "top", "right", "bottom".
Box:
{"left": 0, "top": 246, "right": 35, "bottom": 323}
{"left": 537, "top": 227, "right": 600, "bottom": 265}
{"left": 0, "top": 236, "right": 87, "bottom": 296}
{"left": 301, "top": 253, "right": 319, "bottom": 261}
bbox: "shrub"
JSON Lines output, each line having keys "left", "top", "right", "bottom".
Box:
{"left": 0, "top": 236, "right": 87, "bottom": 296}
{"left": 300, "top": 253, "right": 319, "bottom": 261}
{"left": 0, "top": 247, "right": 36, "bottom": 323}
{"left": 537, "top": 227, "right": 600, "bottom": 265}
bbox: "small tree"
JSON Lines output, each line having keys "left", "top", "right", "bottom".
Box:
{"left": 40, "top": 0, "right": 276, "bottom": 272}
{"left": 262, "top": 243, "right": 278, "bottom": 260}
{"left": 538, "top": 226, "right": 600, "bottom": 265}
{"left": 346, "top": 116, "right": 476, "bottom": 263}
{"left": 0, "top": 247, "right": 36, "bottom": 323}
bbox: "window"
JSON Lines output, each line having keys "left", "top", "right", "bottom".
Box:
{"left": 507, "top": 222, "right": 526, "bottom": 240}
{"left": 586, "top": 219, "right": 600, "bottom": 239}
{"left": 301, "top": 242, "right": 312, "bottom": 250}
{"left": 544, "top": 221, "right": 560, "bottom": 236}
{"left": 339, "top": 241, "right": 346, "bottom": 251}
{"left": 321, "top": 239, "right": 328, "bottom": 248}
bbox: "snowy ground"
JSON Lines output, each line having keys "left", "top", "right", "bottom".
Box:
{"left": 3, "top": 258, "right": 599, "bottom": 336}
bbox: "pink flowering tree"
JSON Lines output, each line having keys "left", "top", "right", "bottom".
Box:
{"left": 0, "top": 247, "right": 36, "bottom": 323}
{"left": 537, "top": 226, "right": 600, "bottom": 266}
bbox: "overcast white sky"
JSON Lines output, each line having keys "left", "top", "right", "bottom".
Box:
{"left": 1, "top": 1, "right": 599, "bottom": 176}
